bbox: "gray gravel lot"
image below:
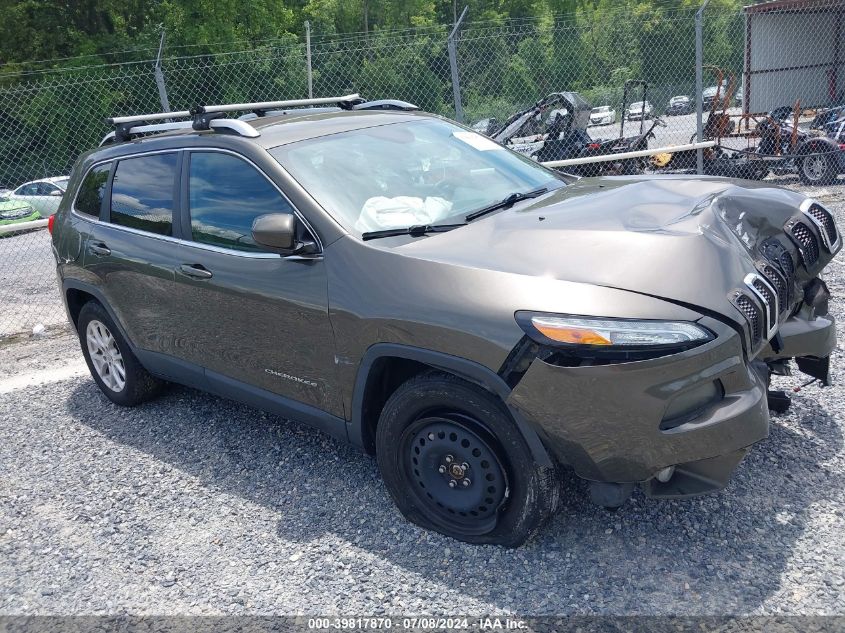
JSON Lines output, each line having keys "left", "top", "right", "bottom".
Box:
{"left": 0, "top": 228, "right": 66, "bottom": 338}
{"left": 1, "top": 178, "right": 844, "bottom": 616}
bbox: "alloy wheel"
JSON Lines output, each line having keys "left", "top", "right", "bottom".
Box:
{"left": 803, "top": 155, "right": 826, "bottom": 182}
{"left": 86, "top": 319, "right": 126, "bottom": 392}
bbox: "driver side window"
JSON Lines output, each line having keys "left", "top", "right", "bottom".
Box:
{"left": 188, "top": 152, "right": 295, "bottom": 252}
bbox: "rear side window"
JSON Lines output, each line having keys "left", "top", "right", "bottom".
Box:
{"left": 110, "top": 153, "right": 178, "bottom": 235}
{"left": 188, "top": 152, "right": 294, "bottom": 252}
{"left": 75, "top": 165, "right": 110, "bottom": 218}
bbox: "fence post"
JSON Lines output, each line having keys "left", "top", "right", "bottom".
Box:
{"left": 448, "top": 6, "right": 469, "bottom": 123}
{"left": 305, "top": 21, "right": 313, "bottom": 99}
{"left": 154, "top": 30, "right": 171, "bottom": 113}
{"left": 695, "top": 0, "right": 711, "bottom": 175}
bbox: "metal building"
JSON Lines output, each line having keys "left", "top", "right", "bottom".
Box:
{"left": 744, "top": 0, "right": 845, "bottom": 113}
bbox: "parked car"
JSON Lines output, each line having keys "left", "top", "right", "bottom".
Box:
{"left": 626, "top": 100, "right": 652, "bottom": 120}
{"left": 8, "top": 176, "right": 69, "bottom": 217}
{"left": 0, "top": 197, "right": 39, "bottom": 227}
{"left": 666, "top": 95, "right": 693, "bottom": 116}
{"left": 52, "top": 95, "right": 840, "bottom": 546}
{"left": 734, "top": 87, "right": 744, "bottom": 108}
{"left": 588, "top": 105, "right": 616, "bottom": 126}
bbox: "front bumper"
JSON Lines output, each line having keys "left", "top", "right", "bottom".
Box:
{"left": 507, "top": 316, "right": 771, "bottom": 488}
{"left": 508, "top": 304, "right": 837, "bottom": 497}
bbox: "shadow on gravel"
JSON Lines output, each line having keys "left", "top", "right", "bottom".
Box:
{"left": 67, "top": 379, "right": 844, "bottom": 614}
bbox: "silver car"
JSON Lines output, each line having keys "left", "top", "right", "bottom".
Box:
{"left": 8, "top": 176, "right": 69, "bottom": 217}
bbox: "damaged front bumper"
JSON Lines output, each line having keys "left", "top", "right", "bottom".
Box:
{"left": 507, "top": 305, "right": 836, "bottom": 503}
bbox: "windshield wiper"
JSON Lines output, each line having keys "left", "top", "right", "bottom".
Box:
{"left": 361, "top": 222, "right": 467, "bottom": 241}
{"left": 465, "top": 187, "right": 549, "bottom": 222}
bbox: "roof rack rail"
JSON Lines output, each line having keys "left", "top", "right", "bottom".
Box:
{"left": 102, "top": 93, "right": 363, "bottom": 145}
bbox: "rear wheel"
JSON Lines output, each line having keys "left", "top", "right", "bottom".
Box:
{"left": 77, "top": 301, "right": 164, "bottom": 406}
{"left": 799, "top": 151, "right": 837, "bottom": 185}
{"left": 375, "top": 372, "right": 559, "bottom": 546}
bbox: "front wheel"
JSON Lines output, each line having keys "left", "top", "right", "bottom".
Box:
{"left": 799, "top": 152, "right": 837, "bottom": 185}
{"left": 375, "top": 372, "right": 560, "bottom": 546}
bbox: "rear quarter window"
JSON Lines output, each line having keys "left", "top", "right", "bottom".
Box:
{"left": 109, "top": 153, "right": 178, "bottom": 235}
{"left": 74, "top": 164, "right": 110, "bottom": 218}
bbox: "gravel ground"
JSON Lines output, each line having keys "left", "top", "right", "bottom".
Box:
{"left": 1, "top": 178, "right": 844, "bottom": 616}
{"left": 0, "top": 228, "right": 66, "bottom": 338}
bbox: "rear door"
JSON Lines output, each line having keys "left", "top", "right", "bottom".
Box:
{"left": 166, "top": 149, "right": 340, "bottom": 416}
{"left": 83, "top": 151, "right": 183, "bottom": 357}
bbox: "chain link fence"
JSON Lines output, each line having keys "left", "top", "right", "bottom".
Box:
{"left": 1, "top": 2, "right": 844, "bottom": 339}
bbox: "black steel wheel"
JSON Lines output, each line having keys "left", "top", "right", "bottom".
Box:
{"left": 401, "top": 413, "right": 508, "bottom": 535}
{"left": 376, "top": 372, "right": 560, "bottom": 546}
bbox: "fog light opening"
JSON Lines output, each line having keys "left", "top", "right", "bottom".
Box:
{"left": 656, "top": 466, "right": 675, "bottom": 483}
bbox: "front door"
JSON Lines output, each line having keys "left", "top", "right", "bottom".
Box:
{"left": 167, "top": 150, "right": 340, "bottom": 417}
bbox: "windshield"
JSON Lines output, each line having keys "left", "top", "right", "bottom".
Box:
{"left": 592, "top": 106, "right": 610, "bottom": 113}
{"left": 270, "top": 119, "right": 564, "bottom": 235}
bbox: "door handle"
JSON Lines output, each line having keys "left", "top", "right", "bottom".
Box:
{"left": 179, "top": 263, "right": 213, "bottom": 279}
{"left": 89, "top": 242, "right": 111, "bottom": 256}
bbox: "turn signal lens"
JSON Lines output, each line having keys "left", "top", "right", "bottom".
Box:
{"left": 533, "top": 321, "right": 612, "bottom": 345}
{"left": 522, "top": 315, "right": 713, "bottom": 348}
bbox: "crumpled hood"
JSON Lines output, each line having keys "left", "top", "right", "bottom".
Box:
{"left": 398, "top": 175, "right": 811, "bottom": 320}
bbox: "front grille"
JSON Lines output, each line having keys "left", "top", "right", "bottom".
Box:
{"left": 760, "top": 264, "right": 788, "bottom": 312}
{"left": 790, "top": 221, "right": 820, "bottom": 267}
{"left": 734, "top": 293, "right": 761, "bottom": 343}
{"left": 752, "top": 278, "right": 778, "bottom": 330}
{"left": 806, "top": 203, "right": 839, "bottom": 249}
{"left": 779, "top": 250, "right": 795, "bottom": 279}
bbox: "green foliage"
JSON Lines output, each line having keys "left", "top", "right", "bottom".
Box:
{"left": 0, "top": 0, "right": 753, "bottom": 187}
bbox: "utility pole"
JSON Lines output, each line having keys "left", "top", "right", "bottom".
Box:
{"left": 154, "top": 29, "right": 171, "bottom": 113}
{"left": 364, "top": 0, "right": 369, "bottom": 35}
{"left": 447, "top": 6, "right": 469, "bottom": 123}
{"left": 305, "top": 21, "right": 313, "bottom": 99}
{"left": 695, "top": 0, "right": 711, "bottom": 175}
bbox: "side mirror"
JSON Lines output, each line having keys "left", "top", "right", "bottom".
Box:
{"left": 252, "top": 213, "right": 319, "bottom": 256}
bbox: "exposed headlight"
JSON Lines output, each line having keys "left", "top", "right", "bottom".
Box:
{"left": 516, "top": 312, "right": 713, "bottom": 350}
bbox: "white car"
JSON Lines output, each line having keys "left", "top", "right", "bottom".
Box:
{"left": 7, "top": 176, "right": 69, "bottom": 217}
{"left": 589, "top": 106, "right": 616, "bottom": 126}
{"left": 626, "top": 101, "right": 653, "bottom": 121}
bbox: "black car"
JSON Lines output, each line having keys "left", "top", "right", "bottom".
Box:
{"left": 666, "top": 95, "right": 693, "bottom": 116}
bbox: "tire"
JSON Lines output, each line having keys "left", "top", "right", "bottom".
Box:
{"left": 799, "top": 151, "right": 837, "bottom": 186}
{"left": 375, "top": 372, "right": 560, "bottom": 547}
{"left": 77, "top": 301, "right": 164, "bottom": 406}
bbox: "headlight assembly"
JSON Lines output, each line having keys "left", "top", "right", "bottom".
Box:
{"left": 515, "top": 312, "right": 714, "bottom": 360}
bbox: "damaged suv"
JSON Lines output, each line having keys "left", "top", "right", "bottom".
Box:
{"left": 51, "top": 96, "right": 840, "bottom": 546}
